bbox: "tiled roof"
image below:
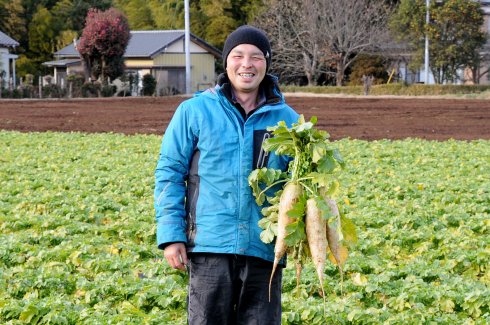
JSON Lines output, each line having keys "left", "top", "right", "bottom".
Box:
{"left": 0, "top": 31, "right": 19, "bottom": 47}
{"left": 42, "top": 59, "right": 82, "bottom": 67}
{"left": 55, "top": 30, "right": 221, "bottom": 58}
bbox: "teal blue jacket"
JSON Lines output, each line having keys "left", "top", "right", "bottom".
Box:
{"left": 154, "top": 75, "right": 299, "bottom": 262}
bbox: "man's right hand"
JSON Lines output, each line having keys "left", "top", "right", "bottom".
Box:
{"left": 164, "top": 243, "right": 188, "bottom": 271}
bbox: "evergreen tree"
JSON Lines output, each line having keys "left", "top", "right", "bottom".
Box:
{"left": 390, "top": 0, "right": 486, "bottom": 83}
{"left": 1, "top": 0, "right": 26, "bottom": 53}
{"left": 28, "top": 6, "right": 57, "bottom": 73}
{"left": 117, "top": 0, "right": 155, "bottom": 30}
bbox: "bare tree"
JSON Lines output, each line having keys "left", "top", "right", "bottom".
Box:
{"left": 320, "top": 0, "right": 393, "bottom": 85}
{"left": 255, "top": 0, "right": 326, "bottom": 86}
{"left": 257, "top": 0, "right": 392, "bottom": 86}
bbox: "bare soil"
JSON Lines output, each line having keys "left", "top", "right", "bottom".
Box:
{"left": 0, "top": 95, "right": 489, "bottom": 140}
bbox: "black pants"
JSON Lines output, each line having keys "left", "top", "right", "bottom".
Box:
{"left": 187, "top": 253, "right": 282, "bottom": 325}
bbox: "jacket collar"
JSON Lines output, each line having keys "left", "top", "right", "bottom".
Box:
{"left": 216, "top": 73, "right": 283, "bottom": 106}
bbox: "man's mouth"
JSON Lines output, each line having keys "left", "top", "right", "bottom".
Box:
{"left": 238, "top": 73, "right": 255, "bottom": 78}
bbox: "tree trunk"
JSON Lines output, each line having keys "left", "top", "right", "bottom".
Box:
{"left": 336, "top": 58, "right": 344, "bottom": 86}
{"left": 101, "top": 57, "right": 106, "bottom": 86}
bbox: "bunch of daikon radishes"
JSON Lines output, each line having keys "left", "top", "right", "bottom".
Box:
{"left": 248, "top": 115, "right": 357, "bottom": 303}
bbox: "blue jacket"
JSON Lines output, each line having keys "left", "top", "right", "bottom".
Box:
{"left": 154, "top": 74, "right": 299, "bottom": 263}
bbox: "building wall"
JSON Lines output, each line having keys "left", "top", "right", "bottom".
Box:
{"left": 153, "top": 53, "right": 216, "bottom": 92}
{"left": 0, "top": 47, "right": 10, "bottom": 87}
{"left": 166, "top": 39, "right": 210, "bottom": 53}
{"left": 125, "top": 59, "right": 154, "bottom": 68}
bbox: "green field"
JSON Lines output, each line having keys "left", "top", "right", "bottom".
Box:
{"left": 1, "top": 131, "right": 489, "bottom": 324}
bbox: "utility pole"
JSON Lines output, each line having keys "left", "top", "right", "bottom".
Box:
{"left": 424, "top": 0, "right": 430, "bottom": 84}
{"left": 184, "top": 0, "right": 191, "bottom": 94}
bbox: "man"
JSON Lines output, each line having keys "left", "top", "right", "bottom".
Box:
{"left": 155, "top": 25, "right": 298, "bottom": 324}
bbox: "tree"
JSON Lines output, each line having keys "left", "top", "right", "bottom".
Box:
{"left": 199, "top": 0, "right": 237, "bottom": 48}
{"left": 348, "top": 54, "right": 389, "bottom": 85}
{"left": 391, "top": 0, "right": 486, "bottom": 84}
{"left": 77, "top": 7, "right": 130, "bottom": 83}
{"left": 115, "top": 0, "right": 155, "bottom": 30}
{"left": 255, "top": 0, "right": 326, "bottom": 86}
{"left": 317, "top": 0, "right": 392, "bottom": 86}
{"left": 146, "top": 0, "right": 185, "bottom": 29}
{"left": 51, "top": 0, "right": 80, "bottom": 50}
{"left": 257, "top": 0, "right": 392, "bottom": 86}
{"left": 28, "top": 6, "right": 57, "bottom": 73}
{"left": 1, "top": 0, "right": 26, "bottom": 51}
{"left": 429, "top": 0, "right": 486, "bottom": 83}
{"left": 68, "top": 0, "right": 113, "bottom": 31}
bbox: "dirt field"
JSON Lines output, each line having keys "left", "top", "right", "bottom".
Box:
{"left": 1, "top": 95, "right": 489, "bottom": 140}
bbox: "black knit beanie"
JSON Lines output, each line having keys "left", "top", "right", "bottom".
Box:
{"left": 222, "top": 25, "right": 272, "bottom": 72}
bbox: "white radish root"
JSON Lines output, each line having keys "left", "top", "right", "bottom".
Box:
{"left": 269, "top": 182, "right": 302, "bottom": 301}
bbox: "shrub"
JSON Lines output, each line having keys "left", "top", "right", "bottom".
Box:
{"left": 25, "top": 74, "right": 34, "bottom": 85}
{"left": 81, "top": 82, "right": 101, "bottom": 98}
{"left": 348, "top": 54, "right": 389, "bottom": 86}
{"left": 159, "top": 86, "right": 180, "bottom": 96}
{"left": 1, "top": 88, "right": 9, "bottom": 98}
{"left": 42, "top": 84, "right": 65, "bottom": 98}
{"left": 67, "top": 73, "right": 85, "bottom": 98}
{"left": 142, "top": 74, "right": 156, "bottom": 96}
{"left": 11, "top": 89, "right": 22, "bottom": 99}
{"left": 19, "top": 86, "right": 34, "bottom": 98}
{"left": 282, "top": 84, "right": 490, "bottom": 96}
{"left": 101, "top": 84, "right": 117, "bottom": 97}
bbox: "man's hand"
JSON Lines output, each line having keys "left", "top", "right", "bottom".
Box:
{"left": 164, "top": 243, "right": 188, "bottom": 271}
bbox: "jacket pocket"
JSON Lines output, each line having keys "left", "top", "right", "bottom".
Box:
{"left": 253, "top": 130, "right": 273, "bottom": 169}
{"left": 186, "top": 186, "right": 199, "bottom": 247}
{"left": 186, "top": 149, "right": 200, "bottom": 247}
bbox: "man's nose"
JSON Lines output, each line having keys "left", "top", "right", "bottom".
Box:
{"left": 241, "top": 56, "right": 253, "bottom": 67}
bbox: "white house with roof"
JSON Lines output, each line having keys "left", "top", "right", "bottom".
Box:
{"left": 43, "top": 30, "right": 221, "bottom": 94}
{"left": 0, "top": 31, "right": 19, "bottom": 89}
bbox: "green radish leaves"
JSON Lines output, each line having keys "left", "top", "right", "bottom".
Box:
{"left": 248, "top": 168, "right": 286, "bottom": 206}
{"left": 249, "top": 115, "right": 355, "bottom": 277}
{"left": 285, "top": 197, "right": 307, "bottom": 247}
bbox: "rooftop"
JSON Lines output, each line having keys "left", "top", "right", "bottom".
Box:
{"left": 55, "top": 30, "right": 221, "bottom": 58}
{"left": 0, "top": 31, "right": 19, "bottom": 47}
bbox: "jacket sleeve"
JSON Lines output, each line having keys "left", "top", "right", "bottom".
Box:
{"left": 154, "top": 103, "right": 196, "bottom": 249}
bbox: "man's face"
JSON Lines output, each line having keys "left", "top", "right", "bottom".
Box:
{"left": 226, "top": 44, "right": 267, "bottom": 95}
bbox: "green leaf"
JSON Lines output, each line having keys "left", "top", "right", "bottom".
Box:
{"left": 314, "top": 196, "right": 334, "bottom": 220}
{"left": 310, "top": 142, "right": 326, "bottom": 163}
{"left": 260, "top": 228, "right": 275, "bottom": 244}
{"left": 307, "top": 172, "right": 331, "bottom": 188}
{"left": 341, "top": 215, "right": 358, "bottom": 244}
{"left": 324, "top": 180, "right": 340, "bottom": 197}
{"left": 263, "top": 137, "right": 296, "bottom": 156}
{"left": 19, "top": 305, "right": 38, "bottom": 323}
{"left": 260, "top": 206, "right": 275, "bottom": 218}
{"left": 285, "top": 219, "right": 306, "bottom": 246}
{"left": 255, "top": 193, "right": 266, "bottom": 206}
{"left": 286, "top": 198, "right": 306, "bottom": 219}
{"left": 317, "top": 155, "right": 337, "bottom": 174}
{"left": 293, "top": 121, "right": 314, "bottom": 133}
{"left": 258, "top": 217, "right": 272, "bottom": 229}
{"left": 333, "top": 148, "right": 345, "bottom": 168}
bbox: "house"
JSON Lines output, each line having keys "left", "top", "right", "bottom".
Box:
{"left": 43, "top": 30, "right": 221, "bottom": 94}
{"left": 0, "top": 31, "right": 19, "bottom": 89}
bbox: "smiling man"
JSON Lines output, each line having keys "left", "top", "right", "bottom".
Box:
{"left": 155, "top": 25, "right": 299, "bottom": 324}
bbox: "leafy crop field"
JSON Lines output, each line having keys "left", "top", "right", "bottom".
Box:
{"left": 1, "top": 131, "right": 489, "bottom": 324}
